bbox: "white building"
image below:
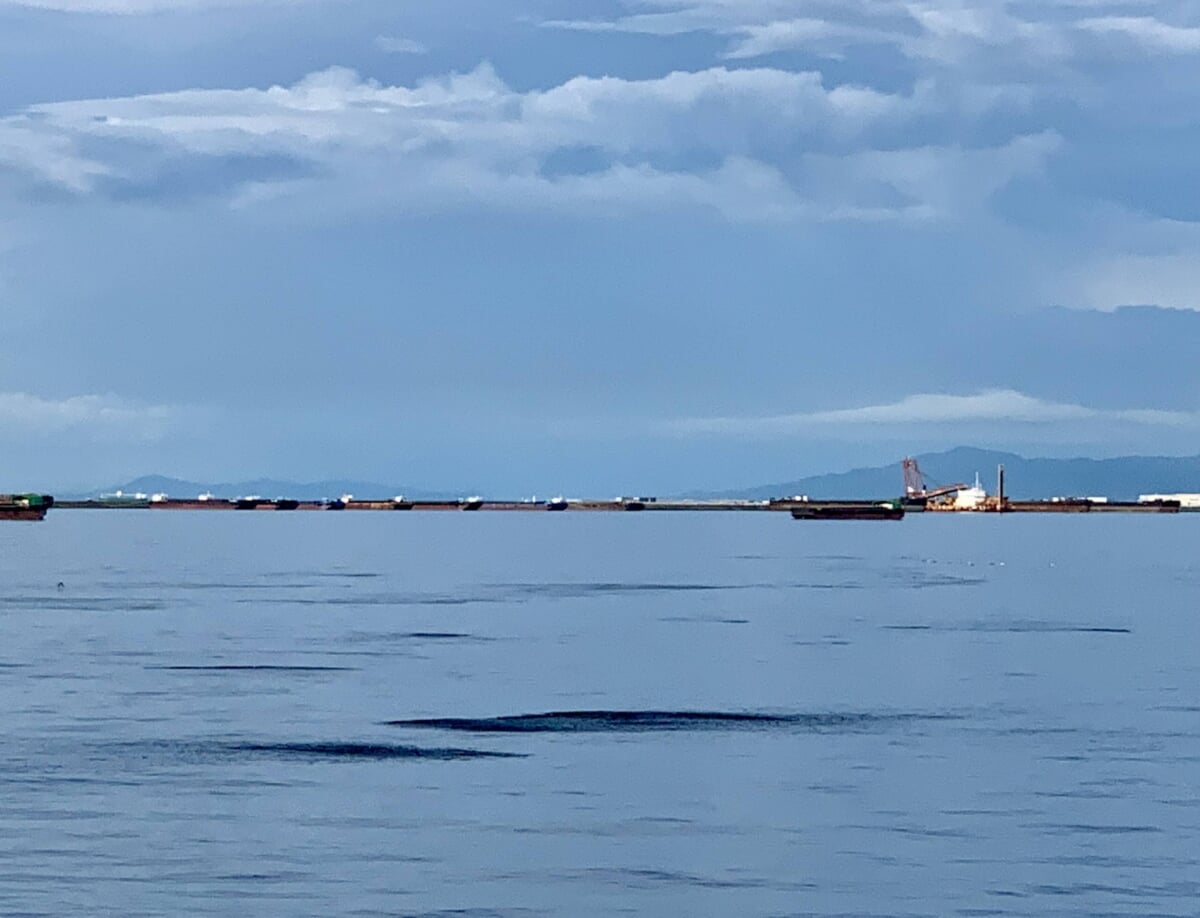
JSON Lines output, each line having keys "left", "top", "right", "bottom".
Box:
{"left": 1139, "top": 493, "right": 1200, "bottom": 509}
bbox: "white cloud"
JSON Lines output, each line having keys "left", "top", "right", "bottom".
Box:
{"left": 0, "top": 392, "right": 182, "bottom": 439}
{"left": 1079, "top": 16, "right": 1200, "bottom": 52}
{"left": 545, "top": 1, "right": 1180, "bottom": 67}
{"left": 1074, "top": 254, "right": 1200, "bottom": 312}
{"left": 0, "top": 62, "right": 1045, "bottom": 222}
{"left": 799, "top": 131, "right": 1060, "bottom": 220}
{"left": 674, "top": 390, "right": 1200, "bottom": 436}
{"left": 724, "top": 18, "right": 896, "bottom": 60}
{"left": 374, "top": 35, "right": 428, "bottom": 55}
{"left": 0, "top": 124, "right": 111, "bottom": 192}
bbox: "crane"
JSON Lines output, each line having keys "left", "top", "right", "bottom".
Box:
{"left": 902, "top": 457, "right": 966, "bottom": 500}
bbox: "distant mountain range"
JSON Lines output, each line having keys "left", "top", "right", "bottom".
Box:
{"left": 704, "top": 447, "right": 1200, "bottom": 501}
{"left": 74, "top": 447, "right": 1200, "bottom": 502}
{"left": 67, "top": 475, "right": 454, "bottom": 502}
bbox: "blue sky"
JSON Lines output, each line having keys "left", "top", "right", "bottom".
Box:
{"left": 2, "top": 0, "right": 1200, "bottom": 493}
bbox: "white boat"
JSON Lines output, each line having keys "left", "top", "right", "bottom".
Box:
{"left": 953, "top": 474, "right": 988, "bottom": 510}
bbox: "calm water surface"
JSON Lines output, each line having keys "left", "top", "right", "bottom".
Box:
{"left": 2, "top": 511, "right": 1198, "bottom": 916}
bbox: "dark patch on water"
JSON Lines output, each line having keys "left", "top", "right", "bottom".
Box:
{"left": 110, "top": 739, "right": 519, "bottom": 763}
{"left": 242, "top": 594, "right": 508, "bottom": 608}
{"left": 884, "top": 572, "right": 989, "bottom": 589}
{"left": 404, "top": 632, "right": 477, "bottom": 640}
{"left": 498, "top": 582, "right": 746, "bottom": 597}
{"left": 106, "top": 581, "right": 310, "bottom": 592}
{"left": 241, "top": 581, "right": 756, "bottom": 609}
{"left": 581, "top": 866, "right": 775, "bottom": 890}
{"left": 342, "top": 631, "right": 485, "bottom": 643}
{"left": 400, "top": 910, "right": 543, "bottom": 917}
{"left": 0, "top": 597, "right": 168, "bottom": 612}
{"left": 883, "top": 622, "right": 1131, "bottom": 634}
{"left": 1028, "top": 821, "right": 1162, "bottom": 835}
{"left": 790, "top": 582, "right": 865, "bottom": 591}
{"left": 147, "top": 664, "right": 357, "bottom": 672}
{"left": 657, "top": 616, "right": 749, "bottom": 625}
{"left": 224, "top": 742, "right": 517, "bottom": 761}
{"left": 386, "top": 710, "right": 947, "bottom": 733}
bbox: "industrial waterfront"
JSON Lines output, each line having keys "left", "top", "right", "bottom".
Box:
{"left": 27, "top": 460, "right": 1200, "bottom": 519}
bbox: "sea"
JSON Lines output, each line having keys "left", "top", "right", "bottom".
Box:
{"left": 1, "top": 510, "right": 1198, "bottom": 917}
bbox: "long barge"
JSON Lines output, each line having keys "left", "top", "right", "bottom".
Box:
{"left": 1004, "top": 499, "right": 1180, "bottom": 514}
{"left": 782, "top": 500, "right": 906, "bottom": 521}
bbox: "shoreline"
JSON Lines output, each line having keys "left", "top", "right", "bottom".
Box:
{"left": 49, "top": 497, "right": 1190, "bottom": 514}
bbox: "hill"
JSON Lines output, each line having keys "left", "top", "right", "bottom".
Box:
{"left": 720, "top": 447, "right": 1200, "bottom": 501}
{"left": 64, "top": 448, "right": 1200, "bottom": 502}
{"left": 69, "top": 475, "right": 454, "bottom": 501}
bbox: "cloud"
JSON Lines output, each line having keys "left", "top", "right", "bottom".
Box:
{"left": 0, "top": 0, "right": 327, "bottom": 11}
{"left": 1072, "top": 254, "right": 1200, "bottom": 312}
{"left": 723, "top": 18, "right": 897, "bottom": 60}
{"left": 674, "top": 390, "right": 1200, "bottom": 436}
{"left": 0, "top": 62, "right": 1048, "bottom": 222}
{"left": 1079, "top": 16, "right": 1200, "bottom": 53}
{"left": 0, "top": 392, "right": 184, "bottom": 439}
{"left": 545, "top": 1, "right": 1189, "bottom": 68}
{"left": 0, "top": 124, "right": 111, "bottom": 192}
{"left": 374, "top": 35, "right": 428, "bottom": 55}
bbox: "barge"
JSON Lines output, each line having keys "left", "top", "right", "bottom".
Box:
{"left": 0, "top": 493, "right": 53, "bottom": 521}
{"left": 787, "top": 500, "right": 905, "bottom": 521}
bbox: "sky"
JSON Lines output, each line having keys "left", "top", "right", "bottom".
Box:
{"left": 2, "top": 0, "right": 1200, "bottom": 494}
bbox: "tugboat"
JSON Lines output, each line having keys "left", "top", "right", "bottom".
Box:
{"left": 0, "top": 493, "right": 54, "bottom": 521}
{"left": 545, "top": 496, "right": 569, "bottom": 511}
{"left": 460, "top": 496, "right": 484, "bottom": 511}
{"left": 392, "top": 495, "right": 414, "bottom": 510}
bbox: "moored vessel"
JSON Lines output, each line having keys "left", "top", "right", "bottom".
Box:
{"left": 0, "top": 493, "right": 54, "bottom": 521}
{"left": 789, "top": 500, "right": 905, "bottom": 521}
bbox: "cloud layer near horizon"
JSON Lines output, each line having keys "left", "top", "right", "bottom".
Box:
{"left": 674, "top": 390, "right": 1200, "bottom": 437}
{"left": 0, "top": 391, "right": 183, "bottom": 438}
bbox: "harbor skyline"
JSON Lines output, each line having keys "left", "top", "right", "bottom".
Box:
{"left": 45, "top": 446, "right": 1200, "bottom": 506}
{"left": 3, "top": 1, "right": 1200, "bottom": 488}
